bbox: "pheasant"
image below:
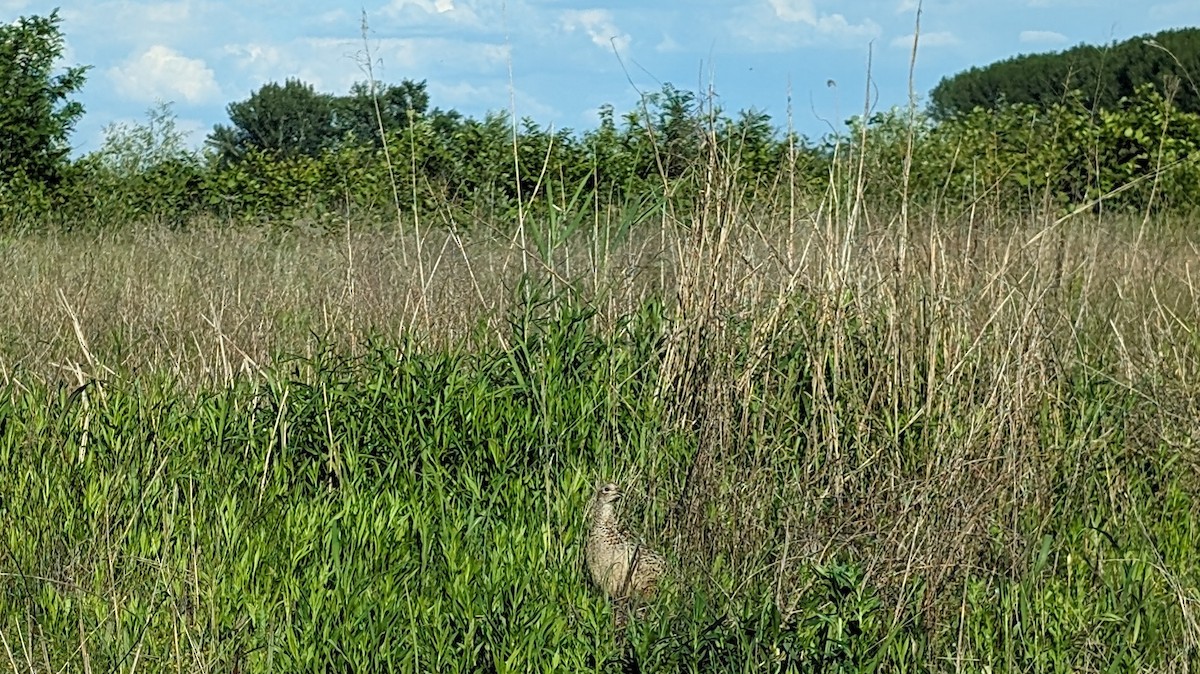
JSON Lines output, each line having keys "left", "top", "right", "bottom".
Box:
{"left": 584, "top": 482, "right": 666, "bottom": 606}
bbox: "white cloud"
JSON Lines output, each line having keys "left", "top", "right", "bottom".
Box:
{"left": 223, "top": 37, "right": 510, "bottom": 96}
{"left": 62, "top": 1, "right": 202, "bottom": 50}
{"left": 768, "top": 0, "right": 816, "bottom": 23}
{"left": 656, "top": 33, "right": 681, "bottom": 53}
{"left": 890, "top": 30, "right": 959, "bottom": 48}
{"left": 560, "top": 9, "right": 631, "bottom": 53}
{"left": 1019, "top": 29, "right": 1068, "bottom": 45}
{"left": 314, "top": 9, "right": 351, "bottom": 26}
{"left": 109, "top": 45, "right": 220, "bottom": 104}
{"left": 732, "top": 0, "right": 880, "bottom": 50}
{"left": 812, "top": 14, "right": 880, "bottom": 41}
{"left": 1149, "top": 1, "right": 1199, "bottom": 20}
{"left": 224, "top": 43, "right": 286, "bottom": 70}
{"left": 384, "top": 0, "right": 481, "bottom": 26}
{"left": 354, "top": 37, "right": 510, "bottom": 74}
{"left": 429, "top": 80, "right": 558, "bottom": 120}
{"left": 895, "top": 0, "right": 920, "bottom": 12}
{"left": 140, "top": 1, "right": 190, "bottom": 24}
{"left": 388, "top": 0, "right": 456, "bottom": 13}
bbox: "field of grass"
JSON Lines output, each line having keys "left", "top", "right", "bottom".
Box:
{"left": 1, "top": 172, "right": 1199, "bottom": 672}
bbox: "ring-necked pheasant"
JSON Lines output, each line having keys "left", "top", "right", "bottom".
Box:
{"left": 585, "top": 482, "right": 666, "bottom": 610}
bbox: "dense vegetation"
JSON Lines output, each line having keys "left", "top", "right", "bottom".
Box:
{"left": 3, "top": 14, "right": 1200, "bottom": 231}
{"left": 0, "top": 10, "right": 87, "bottom": 188}
{"left": 930, "top": 27, "right": 1200, "bottom": 118}
{"left": 1, "top": 10, "right": 1199, "bottom": 673}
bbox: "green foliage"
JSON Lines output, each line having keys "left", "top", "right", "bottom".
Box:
{"left": 1, "top": 15, "right": 1198, "bottom": 669}
{"left": 203, "top": 145, "right": 374, "bottom": 224}
{"left": 953, "top": 376, "right": 1200, "bottom": 671}
{"left": 845, "top": 85, "right": 1200, "bottom": 216}
{"left": 184, "top": 80, "right": 810, "bottom": 227}
{"left": 209, "top": 79, "right": 338, "bottom": 163}
{"left": 943, "top": 86, "right": 1200, "bottom": 213}
{"left": 1, "top": 281, "right": 1195, "bottom": 671}
{"left": 623, "top": 563, "right": 925, "bottom": 673}
{"left": 0, "top": 10, "right": 88, "bottom": 187}
{"left": 931, "top": 27, "right": 1200, "bottom": 119}
{"left": 639, "top": 83, "right": 706, "bottom": 181}
{"left": 961, "top": 547, "right": 1183, "bottom": 671}
{"left": 60, "top": 102, "right": 206, "bottom": 227}
{"left": 840, "top": 108, "right": 944, "bottom": 213}
{"left": 335, "top": 79, "right": 430, "bottom": 146}
{"left": 716, "top": 109, "right": 791, "bottom": 185}
{"left": 208, "top": 78, "right": 434, "bottom": 165}
{"left": 0, "top": 306, "right": 663, "bottom": 672}
{"left": 4, "top": 12, "right": 1199, "bottom": 231}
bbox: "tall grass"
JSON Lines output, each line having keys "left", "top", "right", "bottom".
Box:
{"left": 2, "top": 126, "right": 1199, "bottom": 672}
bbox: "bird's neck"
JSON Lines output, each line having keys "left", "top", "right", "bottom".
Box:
{"left": 591, "top": 502, "right": 618, "bottom": 529}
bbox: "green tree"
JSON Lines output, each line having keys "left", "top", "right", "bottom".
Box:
{"left": 334, "top": 79, "right": 430, "bottom": 145}
{"left": 647, "top": 83, "right": 704, "bottom": 179}
{"left": 930, "top": 27, "right": 1200, "bottom": 119}
{"left": 717, "top": 108, "right": 784, "bottom": 182}
{"left": 66, "top": 101, "right": 205, "bottom": 226}
{"left": 0, "top": 10, "right": 88, "bottom": 187}
{"left": 208, "top": 78, "right": 335, "bottom": 163}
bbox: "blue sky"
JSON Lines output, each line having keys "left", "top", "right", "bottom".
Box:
{"left": 6, "top": 0, "right": 1200, "bottom": 154}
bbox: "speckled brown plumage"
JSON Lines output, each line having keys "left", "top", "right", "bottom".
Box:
{"left": 585, "top": 482, "right": 666, "bottom": 603}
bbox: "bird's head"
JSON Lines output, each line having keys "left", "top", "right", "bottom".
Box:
{"left": 594, "top": 482, "right": 622, "bottom": 507}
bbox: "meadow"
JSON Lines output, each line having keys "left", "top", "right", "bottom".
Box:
{"left": 1, "top": 151, "right": 1199, "bottom": 673}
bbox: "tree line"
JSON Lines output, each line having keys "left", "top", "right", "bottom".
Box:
{"left": 931, "top": 27, "right": 1200, "bottom": 118}
{"left": 2, "top": 10, "right": 1199, "bottom": 231}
